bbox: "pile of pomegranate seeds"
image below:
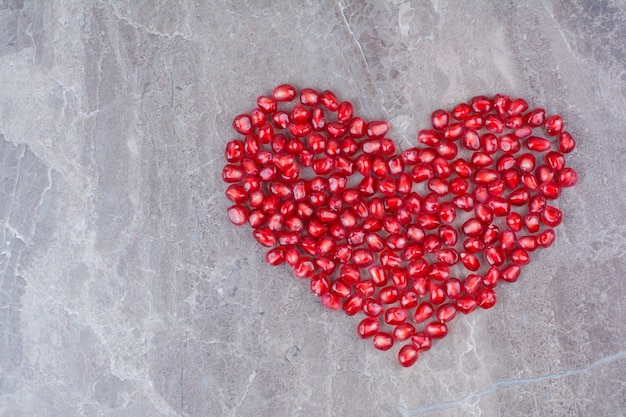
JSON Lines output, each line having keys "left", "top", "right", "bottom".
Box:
{"left": 222, "top": 84, "right": 578, "bottom": 367}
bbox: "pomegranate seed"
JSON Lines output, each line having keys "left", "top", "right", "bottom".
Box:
{"left": 348, "top": 117, "right": 366, "bottom": 137}
{"left": 445, "top": 278, "right": 462, "bottom": 299}
{"left": 425, "top": 322, "right": 448, "bottom": 339}
{"left": 484, "top": 114, "right": 504, "bottom": 133}
{"left": 474, "top": 168, "right": 499, "bottom": 184}
{"left": 398, "top": 345, "right": 419, "bottom": 367}
{"left": 253, "top": 227, "right": 275, "bottom": 247}
{"left": 310, "top": 274, "right": 330, "bottom": 296}
{"left": 436, "top": 303, "right": 457, "bottom": 322}
{"left": 460, "top": 252, "right": 480, "bottom": 271}
{"left": 379, "top": 286, "right": 399, "bottom": 304}
{"left": 414, "top": 302, "right": 434, "bottom": 323}
{"left": 525, "top": 214, "right": 541, "bottom": 233}
{"left": 320, "top": 292, "right": 342, "bottom": 310}
{"left": 394, "top": 323, "right": 417, "bottom": 342}
{"left": 537, "top": 229, "right": 556, "bottom": 248}
{"left": 385, "top": 307, "right": 408, "bottom": 325}
{"left": 320, "top": 90, "right": 339, "bottom": 111}
{"left": 557, "top": 168, "right": 578, "bottom": 187}
{"left": 311, "top": 107, "right": 326, "bottom": 130}
{"left": 477, "top": 288, "right": 497, "bottom": 309}
{"left": 367, "top": 121, "right": 390, "bottom": 138}
{"left": 464, "top": 115, "right": 483, "bottom": 130}
{"left": 526, "top": 136, "right": 552, "bottom": 152}
{"left": 456, "top": 296, "right": 477, "bottom": 314}
{"left": 411, "top": 333, "right": 433, "bottom": 352}
{"left": 431, "top": 109, "right": 450, "bottom": 129}
{"left": 430, "top": 281, "right": 446, "bottom": 304}
{"left": 558, "top": 131, "right": 576, "bottom": 153}
{"left": 399, "top": 290, "right": 419, "bottom": 309}
{"left": 485, "top": 246, "right": 505, "bottom": 266}
{"left": 343, "top": 294, "right": 363, "bottom": 316}
{"left": 541, "top": 206, "right": 562, "bottom": 227}
{"left": 501, "top": 264, "right": 521, "bottom": 282}
{"left": 510, "top": 249, "right": 530, "bottom": 265}
{"left": 357, "top": 317, "right": 380, "bottom": 338}
{"left": 273, "top": 84, "right": 296, "bottom": 101}
{"left": 337, "top": 101, "right": 354, "bottom": 123}
{"left": 443, "top": 123, "right": 464, "bottom": 140}
{"left": 481, "top": 133, "right": 499, "bottom": 154}
{"left": 544, "top": 114, "right": 564, "bottom": 136}
{"left": 524, "top": 108, "right": 546, "bottom": 126}
{"left": 540, "top": 182, "right": 561, "bottom": 199}
{"left": 452, "top": 102, "right": 471, "bottom": 120}
{"left": 483, "top": 267, "right": 500, "bottom": 286}
{"left": 518, "top": 235, "right": 538, "bottom": 251}
{"left": 373, "top": 332, "right": 394, "bottom": 351}
{"left": 464, "top": 274, "right": 482, "bottom": 295}
{"left": 545, "top": 151, "right": 565, "bottom": 172}
{"left": 471, "top": 96, "right": 492, "bottom": 113}
{"left": 418, "top": 129, "right": 440, "bottom": 146}
{"left": 462, "top": 129, "right": 481, "bottom": 150}
{"left": 508, "top": 98, "right": 529, "bottom": 116}
{"left": 363, "top": 298, "right": 383, "bottom": 317}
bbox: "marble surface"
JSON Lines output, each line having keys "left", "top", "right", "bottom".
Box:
{"left": 1, "top": 1, "right": 625, "bottom": 416}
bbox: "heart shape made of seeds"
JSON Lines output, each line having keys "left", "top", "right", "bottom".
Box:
{"left": 222, "top": 84, "right": 578, "bottom": 367}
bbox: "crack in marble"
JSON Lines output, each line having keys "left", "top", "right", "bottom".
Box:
{"left": 397, "top": 349, "right": 626, "bottom": 416}
{"left": 337, "top": 1, "right": 371, "bottom": 78}
{"left": 106, "top": 2, "right": 193, "bottom": 41}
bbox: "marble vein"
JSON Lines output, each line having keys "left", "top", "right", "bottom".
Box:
{"left": 397, "top": 349, "right": 626, "bottom": 416}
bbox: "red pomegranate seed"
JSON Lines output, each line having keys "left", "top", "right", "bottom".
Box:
{"left": 394, "top": 323, "right": 417, "bottom": 342}
{"left": 385, "top": 307, "right": 408, "bottom": 325}
{"left": 398, "top": 345, "right": 419, "bottom": 367}
{"left": 311, "top": 107, "right": 326, "bottom": 131}
{"left": 501, "top": 264, "right": 521, "bottom": 282}
{"left": 464, "top": 274, "right": 482, "bottom": 295}
{"left": 462, "top": 129, "right": 481, "bottom": 150}
{"left": 310, "top": 274, "right": 330, "bottom": 296}
{"left": 367, "top": 121, "right": 390, "bottom": 138}
{"left": 253, "top": 227, "right": 275, "bottom": 247}
{"left": 484, "top": 114, "right": 504, "bottom": 133}
{"left": 510, "top": 249, "right": 530, "bottom": 265}
{"left": 445, "top": 278, "right": 462, "bottom": 299}
{"left": 508, "top": 98, "right": 529, "bottom": 116}
{"left": 436, "top": 303, "right": 457, "bottom": 322}
{"left": 273, "top": 84, "right": 296, "bottom": 101}
{"left": 349, "top": 117, "right": 366, "bottom": 137}
{"left": 474, "top": 168, "right": 499, "bottom": 184}
{"left": 541, "top": 206, "right": 562, "bottom": 227}
{"left": 460, "top": 252, "right": 480, "bottom": 271}
{"left": 418, "top": 129, "right": 440, "bottom": 146}
{"left": 524, "top": 214, "right": 541, "bottom": 233}
{"left": 475, "top": 133, "right": 495, "bottom": 155}
{"left": 485, "top": 246, "right": 505, "bottom": 266}
{"left": 540, "top": 182, "right": 562, "bottom": 199}
{"left": 400, "top": 290, "right": 419, "bottom": 309}
{"left": 545, "top": 151, "right": 565, "bottom": 172}
{"left": 483, "top": 266, "right": 500, "bottom": 286}
{"left": 462, "top": 218, "right": 484, "bottom": 237}
{"left": 362, "top": 298, "right": 383, "bottom": 317}
{"left": 373, "top": 332, "right": 394, "bottom": 351}
{"left": 425, "top": 322, "right": 448, "bottom": 339}
{"left": 452, "top": 102, "right": 471, "bottom": 120}
{"left": 456, "top": 296, "right": 477, "bottom": 314}
{"left": 431, "top": 109, "right": 450, "bottom": 130}
{"left": 557, "top": 168, "right": 578, "bottom": 187}
{"left": 343, "top": 294, "right": 364, "bottom": 316}
{"left": 379, "top": 286, "right": 399, "bottom": 304}
{"left": 320, "top": 292, "right": 342, "bottom": 310}
{"left": 411, "top": 333, "right": 432, "bottom": 351}
{"left": 537, "top": 229, "right": 556, "bottom": 248}
{"left": 544, "top": 114, "right": 564, "bottom": 136}
{"left": 464, "top": 114, "right": 483, "bottom": 130}
{"left": 430, "top": 281, "right": 446, "bottom": 304}
{"left": 257, "top": 95, "right": 277, "bottom": 113}
{"left": 518, "top": 235, "right": 538, "bottom": 251}
{"left": 414, "top": 302, "right": 434, "bottom": 323}
{"left": 477, "top": 288, "right": 497, "bottom": 309}
{"left": 443, "top": 123, "right": 464, "bottom": 140}
{"left": 558, "top": 131, "right": 576, "bottom": 153}
{"left": 320, "top": 90, "right": 339, "bottom": 111}
{"left": 357, "top": 317, "right": 380, "bottom": 339}
{"left": 483, "top": 224, "right": 500, "bottom": 245}
{"left": 524, "top": 108, "right": 546, "bottom": 126}
{"left": 526, "top": 136, "right": 552, "bottom": 152}
{"left": 499, "top": 134, "right": 520, "bottom": 153}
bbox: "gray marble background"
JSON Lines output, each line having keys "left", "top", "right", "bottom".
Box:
{"left": 1, "top": 1, "right": 625, "bottom": 416}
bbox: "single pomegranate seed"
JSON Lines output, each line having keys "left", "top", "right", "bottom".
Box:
{"left": 362, "top": 298, "right": 383, "bottom": 317}
{"left": 320, "top": 90, "right": 339, "bottom": 111}
{"left": 477, "top": 288, "right": 497, "bottom": 309}
{"left": 394, "top": 323, "right": 417, "bottom": 342}
{"left": 484, "top": 114, "right": 504, "bottom": 133}
{"left": 367, "top": 121, "right": 390, "bottom": 138}
{"left": 525, "top": 214, "right": 541, "bottom": 233}
{"left": 545, "top": 151, "right": 566, "bottom": 172}
{"left": 414, "top": 302, "right": 434, "bottom": 323}
{"left": 418, "top": 129, "right": 440, "bottom": 146}
{"left": 540, "top": 182, "right": 562, "bottom": 199}
{"left": 379, "top": 286, "right": 399, "bottom": 304}
{"left": 526, "top": 136, "right": 552, "bottom": 152}
{"left": 456, "top": 296, "right": 477, "bottom": 314}
{"left": 558, "top": 131, "right": 576, "bottom": 153}
{"left": 257, "top": 95, "right": 277, "bottom": 113}
{"left": 501, "top": 264, "right": 521, "bottom": 282}
{"left": 425, "top": 322, "right": 448, "bottom": 339}
{"left": 445, "top": 278, "right": 462, "bottom": 299}
{"left": 506, "top": 212, "right": 523, "bottom": 232}
{"left": 462, "top": 218, "right": 484, "bottom": 237}
{"left": 544, "top": 114, "right": 564, "bottom": 136}
{"left": 462, "top": 129, "right": 481, "bottom": 150}
{"left": 499, "top": 134, "right": 520, "bottom": 153}
{"left": 452, "top": 102, "right": 471, "bottom": 120}
{"left": 357, "top": 317, "right": 380, "bottom": 339}
{"left": 399, "top": 290, "right": 419, "bottom": 309}
{"left": 474, "top": 168, "right": 499, "bottom": 184}
{"left": 537, "top": 229, "right": 556, "bottom": 248}
{"left": 436, "top": 303, "right": 457, "bottom": 322}
{"left": 385, "top": 307, "right": 408, "bottom": 325}
{"left": 557, "top": 167, "right": 578, "bottom": 187}
{"left": 273, "top": 84, "right": 297, "bottom": 101}
{"left": 541, "top": 206, "right": 562, "bottom": 227}
{"left": 343, "top": 294, "right": 364, "bottom": 316}
{"left": 518, "top": 235, "right": 538, "bottom": 251}
{"left": 508, "top": 98, "right": 529, "bottom": 116}
{"left": 348, "top": 117, "right": 366, "bottom": 137}
{"left": 443, "top": 123, "right": 464, "bottom": 140}
{"left": 398, "top": 345, "right": 419, "bottom": 367}
{"left": 411, "top": 332, "right": 432, "bottom": 351}
{"left": 431, "top": 109, "right": 450, "bottom": 130}
{"left": 320, "top": 292, "right": 342, "bottom": 310}
{"left": 510, "top": 249, "right": 530, "bottom": 265}
{"left": 310, "top": 274, "right": 330, "bottom": 296}
{"left": 373, "top": 332, "right": 394, "bottom": 351}
{"left": 485, "top": 246, "right": 505, "bottom": 266}
{"left": 477, "top": 132, "right": 496, "bottom": 154}
{"left": 460, "top": 252, "right": 480, "bottom": 271}
{"left": 524, "top": 108, "right": 546, "bottom": 126}
{"left": 464, "top": 274, "right": 482, "bottom": 295}
{"left": 430, "top": 281, "right": 446, "bottom": 304}
{"left": 483, "top": 266, "right": 500, "bottom": 286}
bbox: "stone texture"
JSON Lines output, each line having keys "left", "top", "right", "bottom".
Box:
{"left": 0, "top": 1, "right": 625, "bottom": 416}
